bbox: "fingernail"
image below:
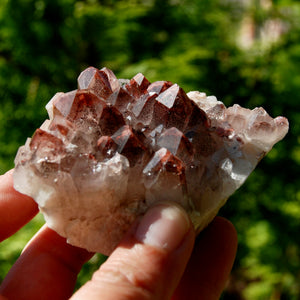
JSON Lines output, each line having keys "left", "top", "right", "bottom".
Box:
{"left": 135, "top": 203, "right": 191, "bottom": 251}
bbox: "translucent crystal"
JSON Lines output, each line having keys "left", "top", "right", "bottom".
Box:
{"left": 14, "top": 67, "right": 289, "bottom": 255}
{"left": 143, "top": 148, "right": 188, "bottom": 208}
{"left": 153, "top": 84, "right": 193, "bottom": 130}
{"left": 157, "top": 127, "right": 194, "bottom": 164}
{"left": 78, "top": 66, "right": 119, "bottom": 97}
{"left": 125, "top": 73, "right": 150, "bottom": 98}
{"left": 111, "top": 125, "right": 148, "bottom": 167}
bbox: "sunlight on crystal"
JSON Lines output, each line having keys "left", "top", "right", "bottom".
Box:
{"left": 13, "top": 67, "right": 288, "bottom": 255}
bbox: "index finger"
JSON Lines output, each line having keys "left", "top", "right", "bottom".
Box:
{"left": 0, "top": 169, "right": 39, "bottom": 241}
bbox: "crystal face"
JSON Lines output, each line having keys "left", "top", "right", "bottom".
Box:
{"left": 13, "top": 67, "right": 289, "bottom": 255}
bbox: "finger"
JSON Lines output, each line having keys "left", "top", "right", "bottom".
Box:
{"left": 0, "top": 169, "right": 39, "bottom": 241}
{"left": 173, "top": 217, "right": 238, "bottom": 300}
{"left": 0, "top": 225, "right": 93, "bottom": 300}
{"left": 71, "top": 203, "right": 195, "bottom": 300}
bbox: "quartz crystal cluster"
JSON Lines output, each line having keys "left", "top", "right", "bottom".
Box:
{"left": 14, "top": 67, "right": 289, "bottom": 255}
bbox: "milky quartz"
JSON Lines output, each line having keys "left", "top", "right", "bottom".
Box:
{"left": 13, "top": 67, "right": 289, "bottom": 255}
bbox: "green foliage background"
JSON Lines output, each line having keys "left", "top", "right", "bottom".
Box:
{"left": 0, "top": 0, "right": 299, "bottom": 299}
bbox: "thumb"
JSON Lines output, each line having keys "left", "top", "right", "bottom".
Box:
{"left": 71, "top": 203, "right": 195, "bottom": 300}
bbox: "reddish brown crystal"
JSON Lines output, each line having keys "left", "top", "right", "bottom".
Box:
{"left": 153, "top": 84, "right": 193, "bottom": 131}
{"left": 111, "top": 125, "right": 148, "bottom": 166}
{"left": 143, "top": 148, "right": 188, "bottom": 206}
{"left": 185, "top": 101, "right": 210, "bottom": 132}
{"left": 125, "top": 73, "right": 150, "bottom": 98}
{"left": 99, "top": 105, "right": 126, "bottom": 136}
{"left": 51, "top": 91, "right": 77, "bottom": 118}
{"left": 13, "top": 66, "right": 289, "bottom": 255}
{"left": 157, "top": 127, "right": 194, "bottom": 163}
{"left": 107, "top": 87, "right": 133, "bottom": 113}
{"left": 131, "top": 94, "right": 157, "bottom": 126}
{"left": 78, "top": 67, "right": 118, "bottom": 98}
{"left": 30, "top": 128, "right": 64, "bottom": 153}
{"left": 147, "top": 80, "right": 173, "bottom": 95}
{"left": 96, "top": 136, "right": 118, "bottom": 160}
{"left": 67, "top": 90, "right": 106, "bottom": 123}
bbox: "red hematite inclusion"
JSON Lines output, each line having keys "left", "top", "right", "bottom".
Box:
{"left": 13, "top": 66, "right": 289, "bottom": 255}
{"left": 66, "top": 66, "right": 213, "bottom": 168}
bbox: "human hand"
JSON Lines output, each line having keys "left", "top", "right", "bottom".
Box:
{"left": 0, "top": 169, "right": 237, "bottom": 300}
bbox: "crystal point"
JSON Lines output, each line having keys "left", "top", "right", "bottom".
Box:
{"left": 125, "top": 73, "right": 151, "bottom": 97}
